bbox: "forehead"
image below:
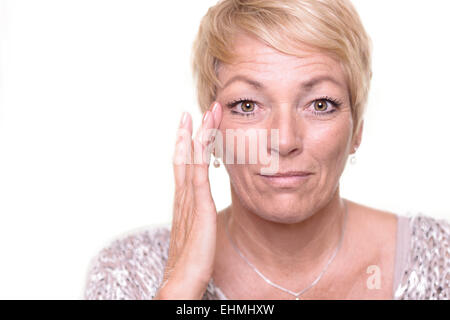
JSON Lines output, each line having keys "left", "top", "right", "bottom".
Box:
{"left": 217, "top": 33, "right": 346, "bottom": 88}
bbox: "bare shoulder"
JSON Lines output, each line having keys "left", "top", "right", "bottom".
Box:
{"left": 340, "top": 199, "right": 398, "bottom": 299}
{"left": 346, "top": 199, "right": 398, "bottom": 266}
{"left": 346, "top": 199, "right": 398, "bottom": 236}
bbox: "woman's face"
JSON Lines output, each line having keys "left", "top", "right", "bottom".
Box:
{"left": 215, "top": 33, "right": 362, "bottom": 223}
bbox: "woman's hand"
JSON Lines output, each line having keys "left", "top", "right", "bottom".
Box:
{"left": 155, "top": 102, "right": 222, "bottom": 300}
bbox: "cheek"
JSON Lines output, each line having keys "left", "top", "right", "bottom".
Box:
{"left": 307, "top": 121, "right": 351, "bottom": 172}
{"left": 216, "top": 121, "right": 265, "bottom": 165}
{"left": 217, "top": 123, "right": 261, "bottom": 191}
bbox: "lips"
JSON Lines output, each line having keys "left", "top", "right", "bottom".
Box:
{"left": 258, "top": 171, "right": 313, "bottom": 188}
{"left": 261, "top": 171, "right": 312, "bottom": 177}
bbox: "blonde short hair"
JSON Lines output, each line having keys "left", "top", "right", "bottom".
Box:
{"left": 191, "top": 0, "right": 372, "bottom": 135}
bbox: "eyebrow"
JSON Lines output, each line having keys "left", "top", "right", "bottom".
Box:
{"left": 222, "top": 75, "right": 264, "bottom": 90}
{"left": 221, "top": 74, "right": 344, "bottom": 90}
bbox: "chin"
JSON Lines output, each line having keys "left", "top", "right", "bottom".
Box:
{"left": 251, "top": 197, "right": 314, "bottom": 225}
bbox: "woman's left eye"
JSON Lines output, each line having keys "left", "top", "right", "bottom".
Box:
{"left": 310, "top": 98, "right": 341, "bottom": 115}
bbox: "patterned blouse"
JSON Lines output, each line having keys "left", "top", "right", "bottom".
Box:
{"left": 84, "top": 213, "right": 450, "bottom": 300}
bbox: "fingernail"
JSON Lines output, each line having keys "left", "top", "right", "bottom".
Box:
{"left": 179, "top": 112, "right": 187, "bottom": 127}
{"left": 212, "top": 102, "right": 219, "bottom": 113}
{"left": 202, "top": 110, "right": 211, "bottom": 123}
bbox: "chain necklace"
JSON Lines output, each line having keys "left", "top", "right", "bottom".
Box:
{"left": 224, "top": 199, "right": 348, "bottom": 300}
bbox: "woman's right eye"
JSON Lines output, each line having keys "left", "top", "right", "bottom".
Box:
{"left": 227, "top": 99, "right": 259, "bottom": 117}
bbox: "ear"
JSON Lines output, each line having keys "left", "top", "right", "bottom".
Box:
{"left": 352, "top": 119, "right": 364, "bottom": 153}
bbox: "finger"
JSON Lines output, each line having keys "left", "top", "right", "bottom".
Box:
{"left": 208, "top": 102, "right": 223, "bottom": 159}
{"left": 205, "top": 102, "right": 222, "bottom": 144}
{"left": 192, "top": 111, "right": 216, "bottom": 213}
{"left": 211, "top": 102, "right": 223, "bottom": 130}
{"left": 172, "top": 112, "right": 193, "bottom": 246}
{"left": 194, "top": 110, "right": 214, "bottom": 166}
{"left": 173, "top": 112, "right": 192, "bottom": 188}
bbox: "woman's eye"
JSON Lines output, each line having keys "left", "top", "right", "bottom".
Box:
{"left": 226, "top": 99, "right": 259, "bottom": 117}
{"left": 239, "top": 101, "right": 256, "bottom": 113}
{"left": 313, "top": 99, "right": 330, "bottom": 112}
{"left": 309, "top": 98, "right": 340, "bottom": 116}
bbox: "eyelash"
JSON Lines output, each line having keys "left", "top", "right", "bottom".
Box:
{"left": 226, "top": 96, "right": 343, "bottom": 117}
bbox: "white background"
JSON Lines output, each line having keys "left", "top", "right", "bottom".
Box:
{"left": 0, "top": 0, "right": 449, "bottom": 299}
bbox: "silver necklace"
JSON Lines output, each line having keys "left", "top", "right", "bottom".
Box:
{"left": 224, "top": 199, "right": 348, "bottom": 300}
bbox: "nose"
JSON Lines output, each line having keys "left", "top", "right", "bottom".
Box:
{"left": 268, "top": 104, "right": 302, "bottom": 157}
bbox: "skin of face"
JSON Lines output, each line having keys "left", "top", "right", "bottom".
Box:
{"left": 214, "top": 33, "right": 363, "bottom": 224}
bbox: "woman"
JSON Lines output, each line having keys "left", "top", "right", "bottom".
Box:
{"left": 84, "top": 0, "right": 450, "bottom": 300}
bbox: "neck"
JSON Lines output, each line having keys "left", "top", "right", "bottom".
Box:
{"left": 224, "top": 186, "right": 347, "bottom": 278}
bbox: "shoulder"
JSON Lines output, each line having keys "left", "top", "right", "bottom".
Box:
{"left": 395, "top": 213, "right": 450, "bottom": 299}
{"left": 84, "top": 223, "right": 171, "bottom": 300}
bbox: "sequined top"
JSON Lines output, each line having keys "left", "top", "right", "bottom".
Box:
{"left": 83, "top": 213, "right": 450, "bottom": 300}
